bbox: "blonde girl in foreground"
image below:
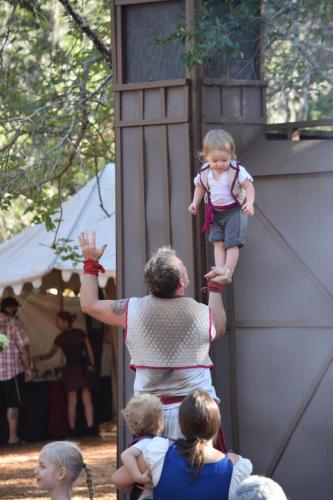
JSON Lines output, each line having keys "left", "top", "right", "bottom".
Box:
{"left": 35, "top": 441, "right": 94, "bottom": 500}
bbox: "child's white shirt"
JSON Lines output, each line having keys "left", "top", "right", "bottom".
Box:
{"left": 131, "top": 438, "right": 156, "bottom": 499}
{"left": 142, "top": 436, "right": 253, "bottom": 500}
{"left": 194, "top": 162, "right": 253, "bottom": 206}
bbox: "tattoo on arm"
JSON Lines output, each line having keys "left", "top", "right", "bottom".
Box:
{"left": 111, "top": 299, "right": 128, "bottom": 316}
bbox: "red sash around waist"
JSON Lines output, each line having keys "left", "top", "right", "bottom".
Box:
{"left": 160, "top": 395, "right": 185, "bottom": 405}
{"left": 202, "top": 201, "right": 239, "bottom": 232}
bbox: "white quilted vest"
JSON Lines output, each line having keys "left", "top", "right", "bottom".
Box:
{"left": 126, "top": 295, "right": 213, "bottom": 369}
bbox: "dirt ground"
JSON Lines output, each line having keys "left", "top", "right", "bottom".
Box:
{"left": 0, "top": 435, "right": 117, "bottom": 500}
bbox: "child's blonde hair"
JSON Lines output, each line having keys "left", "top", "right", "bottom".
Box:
{"left": 122, "top": 393, "right": 163, "bottom": 436}
{"left": 41, "top": 441, "right": 94, "bottom": 500}
{"left": 203, "top": 129, "right": 237, "bottom": 160}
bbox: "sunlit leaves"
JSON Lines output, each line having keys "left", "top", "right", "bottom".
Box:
{"left": 0, "top": 0, "right": 114, "bottom": 244}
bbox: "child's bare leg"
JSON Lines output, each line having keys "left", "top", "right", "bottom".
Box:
{"left": 213, "top": 241, "right": 226, "bottom": 269}
{"left": 225, "top": 246, "right": 239, "bottom": 278}
{"left": 205, "top": 246, "right": 240, "bottom": 284}
{"left": 205, "top": 241, "right": 227, "bottom": 281}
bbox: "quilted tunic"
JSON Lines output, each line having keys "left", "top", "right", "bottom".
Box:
{"left": 126, "top": 295, "right": 213, "bottom": 369}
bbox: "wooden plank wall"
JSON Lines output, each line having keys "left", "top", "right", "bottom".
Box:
{"left": 114, "top": 80, "right": 196, "bottom": 452}
{"left": 112, "top": 0, "right": 269, "bottom": 481}
{"left": 234, "top": 155, "right": 333, "bottom": 499}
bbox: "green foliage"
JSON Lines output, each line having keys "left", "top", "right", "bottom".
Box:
{"left": 156, "top": 0, "right": 333, "bottom": 122}
{"left": 0, "top": 0, "right": 114, "bottom": 245}
{"left": 155, "top": 0, "right": 258, "bottom": 71}
{"left": 265, "top": 0, "right": 333, "bottom": 122}
{"left": 52, "top": 237, "right": 82, "bottom": 266}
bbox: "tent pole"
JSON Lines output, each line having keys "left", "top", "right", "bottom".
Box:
{"left": 58, "top": 271, "right": 64, "bottom": 311}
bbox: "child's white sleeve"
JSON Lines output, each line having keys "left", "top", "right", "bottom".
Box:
{"left": 194, "top": 172, "right": 201, "bottom": 185}
{"left": 228, "top": 456, "right": 253, "bottom": 500}
{"left": 238, "top": 165, "right": 254, "bottom": 184}
{"left": 142, "top": 437, "right": 169, "bottom": 486}
{"left": 130, "top": 437, "right": 154, "bottom": 454}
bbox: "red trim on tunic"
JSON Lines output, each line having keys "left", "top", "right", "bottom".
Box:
{"left": 160, "top": 395, "right": 185, "bottom": 405}
{"left": 157, "top": 295, "right": 186, "bottom": 299}
{"left": 129, "top": 363, "right": 214, "bottom": 370}
{"left": 208, "top": 308, "right": 213, "bottom": 342}
{"left": 124, "top": 299, "right": 129, "bottom": 342}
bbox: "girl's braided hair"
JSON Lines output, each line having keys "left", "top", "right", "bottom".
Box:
{"left": 82, "top": 462, "right": 94, "bottom": 500}
{"left": 41, "top": 441, "right": 94, "bottom": 499}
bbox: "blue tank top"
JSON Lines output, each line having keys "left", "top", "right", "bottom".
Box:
{"left": 154, "top": 442, "right": 233, "bottom": 500}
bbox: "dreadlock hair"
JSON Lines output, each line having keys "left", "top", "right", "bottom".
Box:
{"left": 177, "top": 389, "right": 221, "bottom": 480}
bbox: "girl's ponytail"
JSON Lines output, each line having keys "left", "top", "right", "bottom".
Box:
{"left": 177, "top": 389, "right": 221, "bottom": 481}
{"left": 176, "top": 438, "right": 206, "bottom": 480}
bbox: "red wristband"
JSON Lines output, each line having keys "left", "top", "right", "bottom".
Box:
{"left": 83, "top": 259, "right": 105, "bottom": 276}
{"left": 201, "top": 280, "right": 224, "bottom": 294}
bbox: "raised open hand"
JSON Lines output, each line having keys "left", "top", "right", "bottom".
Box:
{"left": 78, "top": 230, "right": 107, "bottom": 262}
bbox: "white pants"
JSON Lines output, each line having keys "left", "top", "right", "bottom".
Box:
{"left": 162, "top": 403, "right": 185, "bottom": 440}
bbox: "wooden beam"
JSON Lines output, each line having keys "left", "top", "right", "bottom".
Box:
{"left": 234, "top": 320, "right": 333, "bottom": 328}
{"left": 202, "top": 118, "right": 265, "bottom": 125}
{"left": 114, "top": 79, "right": 188, "bottom": 91}
{"left": 266, "top": 119, "right": 333, "bottom": 131}
{"left": 115, "top": 116, "right": 189, "bottom": 127}
{"left": 115, "top": 0, "right": 168, "bottom": 5}
{"left": 203, "top": 79, "right": 268, "bottom": 87}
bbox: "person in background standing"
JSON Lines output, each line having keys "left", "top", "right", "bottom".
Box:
{"left": 0, "top": 297, "right": 32, "bottom": 445}
{"left": 33, "top": 311, "right": 95, "bottom": 437}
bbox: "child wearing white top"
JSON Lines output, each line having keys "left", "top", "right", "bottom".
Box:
{"left": 189, "top": 129, "right": 255, "bottom": 284}
{"left": 111, "top": 393, "right": 164, "bottom": 499}
{"left": 112, "top": 390, "right": 253, "bottom": 500}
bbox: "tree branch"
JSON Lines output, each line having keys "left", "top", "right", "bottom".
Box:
{"left": 57, "top": 0, "right": 112, "bottom": 68}
{"left": 94, "top": 150, "right": 112, "bottom": 218}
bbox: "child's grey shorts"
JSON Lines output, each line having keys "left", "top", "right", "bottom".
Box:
{"left": 209, "top": 206, "right": 248, "bottom": 249}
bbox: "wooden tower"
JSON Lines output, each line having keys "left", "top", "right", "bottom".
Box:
{"left": 111, "top": 0, "right": 263, "bottom": 470}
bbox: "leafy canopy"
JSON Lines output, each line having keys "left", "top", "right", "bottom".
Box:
{"left": 0, "top": 0, "right": 113, "bottom": 247}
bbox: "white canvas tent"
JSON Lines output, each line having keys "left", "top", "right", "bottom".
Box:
{"left": 0, "top": 163, "right": 116, "bottom": 296}
{"left": 0, "top": 164, "right": 116, "bottom": 374}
